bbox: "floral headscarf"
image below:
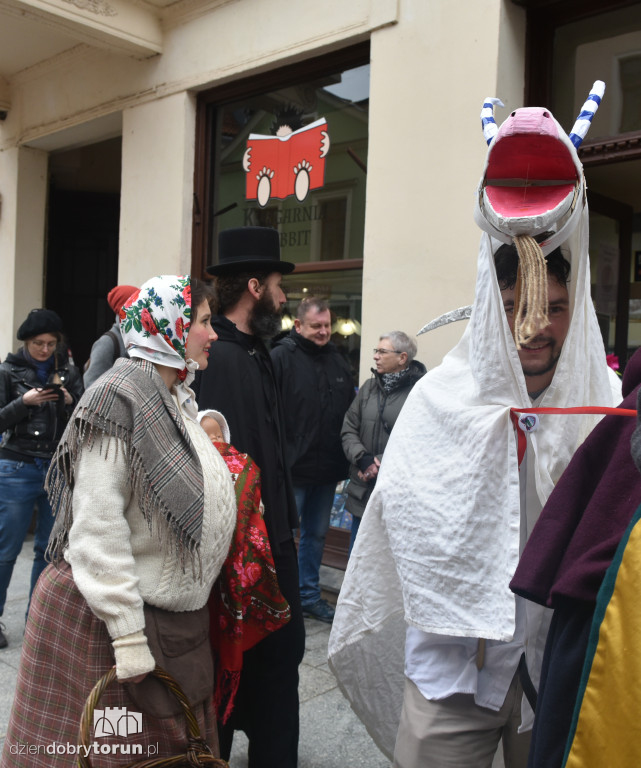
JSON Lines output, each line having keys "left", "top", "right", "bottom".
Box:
{"left": 120, "top": 275, "right": 194, "bottom": 380}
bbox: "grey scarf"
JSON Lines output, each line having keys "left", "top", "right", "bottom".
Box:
{"left": 47, "top": 357, "right": 204, "bottom": 574}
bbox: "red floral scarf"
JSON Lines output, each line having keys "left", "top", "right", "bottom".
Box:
{"left": 209, "top": 443, "right": 291, "bottom": 723}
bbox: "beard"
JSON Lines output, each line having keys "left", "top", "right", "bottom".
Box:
{"left": 249, "top": 291, "right": 282, "bottom": 340}
{"left": 522, "top": 354, "right": 561, "bottom": 378}
{"left": 519, "top": 336, "right": 562, "bottom": 378}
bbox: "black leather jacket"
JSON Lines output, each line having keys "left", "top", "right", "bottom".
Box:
{"left": 0, "top": 350, "right": 84, "bottom": 459}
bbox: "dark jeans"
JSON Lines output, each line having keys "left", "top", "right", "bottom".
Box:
{"left": 527, "top": 599, "right": 594, "bottom": 768}
{"left": 348, "top": 514, "right": 361, "bottom": 555}
{"left": 218, "top": 539, "right": 306, "bottom": 768}
{"left": 293, "top": 483, "right": 336, "bottom": 606}
{"left": 0, "top": 457, "right": 53, "bottom": 617}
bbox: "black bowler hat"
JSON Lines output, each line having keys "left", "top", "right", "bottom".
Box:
{"left": 206, "top": 227, "right": 295, "bottom": 276}
{"left": 17, "top": 308, "right": 63, "bottom": 340}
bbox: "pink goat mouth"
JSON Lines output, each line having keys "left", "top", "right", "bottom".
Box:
{"left": 485, "top": 134, "right": 578, "bottom": 218}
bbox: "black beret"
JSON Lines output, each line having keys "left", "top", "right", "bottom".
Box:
{"left": 17, "top": 308, "right": 63, "bottom": 341}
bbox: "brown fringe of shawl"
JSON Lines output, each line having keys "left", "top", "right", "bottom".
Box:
{"left": 513, "top": 234, "right": 550, "bottom": 349}
{"left": 46, "top": 359, "right": 203, "bottom": 579}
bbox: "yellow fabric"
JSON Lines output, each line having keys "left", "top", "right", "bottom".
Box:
{"left": 565, "top": 518, "right": 641, "bottom": 768}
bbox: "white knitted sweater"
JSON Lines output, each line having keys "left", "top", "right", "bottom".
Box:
{"left": 65, "top": 401, "right": 236, "bottom": 679}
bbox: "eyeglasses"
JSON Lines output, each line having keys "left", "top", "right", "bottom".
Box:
{"left": 373, "top": 348, "right": 401, "bottom": 355}
{"left": 29, "top": 341, "right": 57, "bottom": 350}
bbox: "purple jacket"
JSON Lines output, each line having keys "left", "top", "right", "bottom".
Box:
{"left": 510, "top": 348, "right": 641, "bottom": 607}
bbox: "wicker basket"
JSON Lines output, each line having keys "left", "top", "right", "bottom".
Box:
{"left": 77, "top": 665, "right": 229, "bottom": 768}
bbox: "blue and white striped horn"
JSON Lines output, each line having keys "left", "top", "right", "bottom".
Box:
{"left": 481, "top": 97, "right": 505, "bottom": 145}
{"left": 568, "top": 81, "right": 606, "bottom": 148}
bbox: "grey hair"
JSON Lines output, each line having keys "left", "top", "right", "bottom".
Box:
{"left": 380, "top": 331, "right": 417, "bottom": 362}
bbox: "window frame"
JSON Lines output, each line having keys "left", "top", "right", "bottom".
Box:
{"left": 191, "top": 41, "right": 370, "bottom": 279}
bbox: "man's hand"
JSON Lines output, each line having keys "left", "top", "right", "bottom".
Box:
{"left": 358, "top": 458, "right": 380, "bottom": 482}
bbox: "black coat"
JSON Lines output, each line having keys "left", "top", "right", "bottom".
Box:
{"left": 271, "top": 330, "right": 355, "bottom": 486}
{"left": 0, "top": 349, "right": 84, "bottom": 459}
{"left": 193, "top": 316, "right": 298, "bottom": 551}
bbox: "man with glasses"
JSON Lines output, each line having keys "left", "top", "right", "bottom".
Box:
{"left": 330, "top": 241, "right": 620, "bottom": 768}
{"left": 341, "top": 331, "right": 426, "bottom": 552}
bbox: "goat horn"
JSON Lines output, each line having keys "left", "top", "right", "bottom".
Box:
{"left": 569, "top": 81, "right": 606, "bottom": 148}
{"left": 481, "top": 97, "right": 505, "bottom": 146}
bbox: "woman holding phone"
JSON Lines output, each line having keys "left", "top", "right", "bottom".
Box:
{"left": 0, "top": 308, "right": 83, "bottom": 648}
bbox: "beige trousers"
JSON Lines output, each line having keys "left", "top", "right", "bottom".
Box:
{"left": 393, "top": 673, "right": 531, "bottom": 768}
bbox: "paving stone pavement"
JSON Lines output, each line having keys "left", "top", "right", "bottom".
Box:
{"left": 0, "top": 542, "right": 390, "bottom": 766}
{"left": 0, "top": 544, "right": 506, "bottom": 767}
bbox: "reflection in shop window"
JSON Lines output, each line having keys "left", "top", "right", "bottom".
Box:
{"left": 196, "top": 51, "right": 369, "bottom": 386}
{"left": 619, "top": 54, "right": 641, "bottom": 133}
{"left": 207, "top": 62, "right": 368, "bottom": 269}
{"left": 312, "top": 193, "right": 349, "bottom": 261}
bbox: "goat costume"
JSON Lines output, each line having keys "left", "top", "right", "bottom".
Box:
{"left": 328, "top": 84, "right": 621, "bottom": 759}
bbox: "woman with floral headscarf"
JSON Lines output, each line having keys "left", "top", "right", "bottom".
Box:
{"left": 1, "top": 276, "right": 236, "bottom": 768}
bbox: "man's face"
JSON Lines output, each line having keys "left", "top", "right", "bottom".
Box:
{"left": 249, "top": 272, "right": 287, "bottom": 339}
{"left": 295, "top": 308, "right": 332, "bottom": 347}
{"left": 261, "top": 272, "right": 287, "bottom": 314}
{"left": 501, "top": 276, "right": 570, "bottom": 393}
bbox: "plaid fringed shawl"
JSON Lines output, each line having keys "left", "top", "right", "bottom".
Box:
{"left": 46, "top": 357, "right": 204, "bottom": 572}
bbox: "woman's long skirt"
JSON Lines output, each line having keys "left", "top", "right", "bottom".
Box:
{"left": 1, "top": 562, "right": 217, "bottom": 767}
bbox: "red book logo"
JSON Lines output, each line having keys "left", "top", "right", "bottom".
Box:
{"left": 244, "top": 118, "right": 330, "bottom": 207}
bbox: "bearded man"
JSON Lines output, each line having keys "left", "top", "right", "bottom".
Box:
{"left": 194, "top": 226, "right": 304, "bottom": 768}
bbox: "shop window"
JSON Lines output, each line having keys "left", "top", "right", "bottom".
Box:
{"left": 193, "top": 44, "right": 369, "bottom": 353}
{"left": 619, "top": 53, "right": 641, "bottom": 133}
{"left": 525, "top": 2, "right": 641, "bottom": 364}
{"left": 193, "top": 45, "right": 369, "bottom": 355}
{"left": 548, "top": 4, "right": 641, "bottom": 141}
{"left": 193, "top": 46, "right": 369, "bottom": 559}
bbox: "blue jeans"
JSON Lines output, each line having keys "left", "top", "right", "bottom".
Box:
{"left": 0, "top": 457, "right": 54, "bottom": 617}
{"left": 294, "top": 483, "right": 337, "bottom": 607}
{"left": 348, "top": 514, "right": 361, "bottom": 555}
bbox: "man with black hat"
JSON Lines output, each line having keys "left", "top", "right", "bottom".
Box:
{"left": 0, "top": 308, "right": 83, "bottom": 648}
{"left": 194, "top": 226, "right": 305, "bottom": 768}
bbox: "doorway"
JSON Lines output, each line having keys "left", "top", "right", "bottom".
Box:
{"left": 45, "top": 137, "right": 122, "bottom": 370}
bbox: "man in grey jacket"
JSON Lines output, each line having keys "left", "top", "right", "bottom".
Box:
{"left": 341, "top": 331, "right": 426, "bottom": 552}
{"left": 83, "top": 285, "right": 137, "bottom": 388}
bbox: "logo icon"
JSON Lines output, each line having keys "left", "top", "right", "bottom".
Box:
{"left": 94, "top": 707, "right": 142, "bottom": 738}
{"left": 517, "top": 413, "right": 539, "bottom": 433}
